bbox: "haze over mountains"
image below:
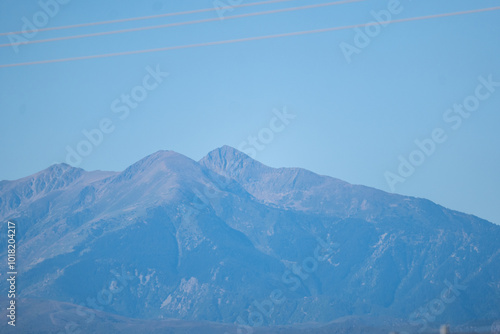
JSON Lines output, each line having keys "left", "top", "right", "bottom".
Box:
{"left": 0, "top": 146, "right": 499, "bottom": 333}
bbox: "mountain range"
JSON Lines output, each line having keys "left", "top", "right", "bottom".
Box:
{"left": 0, "top": 146, "right": 498, "bottom": 333}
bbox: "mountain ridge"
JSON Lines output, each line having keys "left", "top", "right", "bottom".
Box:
{"left": 0, "top": 146, "right": 498, "bottom": 332}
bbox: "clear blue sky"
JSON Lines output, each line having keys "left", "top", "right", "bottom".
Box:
{"left": 1, "top": 0, "right": 499, "bottom": 224}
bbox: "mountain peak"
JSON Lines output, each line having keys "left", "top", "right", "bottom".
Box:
{"left": 114, "top": 149, "right": 201, "bottom": 184}
{"left": 205, "top": 145, "right": 251, "bottom": 161}
{"left": 131, "top": 150, "right": 191, "bottom": 168}
{"left": 199, "top": 145, "right": 266, "bottom": 178}
{"left": 33, "top": 162, "right": 85, "bottom": 183}
{"left": 45, "top": 162, "right": 82, "bottom": 174}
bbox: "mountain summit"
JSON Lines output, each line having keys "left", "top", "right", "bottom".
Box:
{"left": 0, "top": 146, "right": 498, "bottom": 333}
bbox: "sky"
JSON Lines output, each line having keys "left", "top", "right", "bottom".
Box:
{"left": 0, "top": 0, "right": 499, "bottom": 224}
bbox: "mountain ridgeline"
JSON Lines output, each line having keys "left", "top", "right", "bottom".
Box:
{"left": 0, "top": 146, "right": 498, "bottom": 333}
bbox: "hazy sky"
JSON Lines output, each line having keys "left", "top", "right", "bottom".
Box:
{"left": 0, "top": 0, "right": 499, "bottom": 224}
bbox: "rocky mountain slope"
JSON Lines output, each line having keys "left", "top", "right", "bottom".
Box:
{"left": 0, "top": 146, "right": 498, "bottom": 333}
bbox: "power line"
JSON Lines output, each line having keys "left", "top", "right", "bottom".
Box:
{"left": 0, "top": 0, "right": 363, "bottom": 48}
{"left": 1, "top": 6, "right": 499, "bottom": 69}
{"left": 0, "top": 0, "right": 299, "bottom": 36}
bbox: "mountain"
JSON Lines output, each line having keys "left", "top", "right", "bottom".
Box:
{"left": 0, "top": 146, "right": 498, "bottom": 333}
